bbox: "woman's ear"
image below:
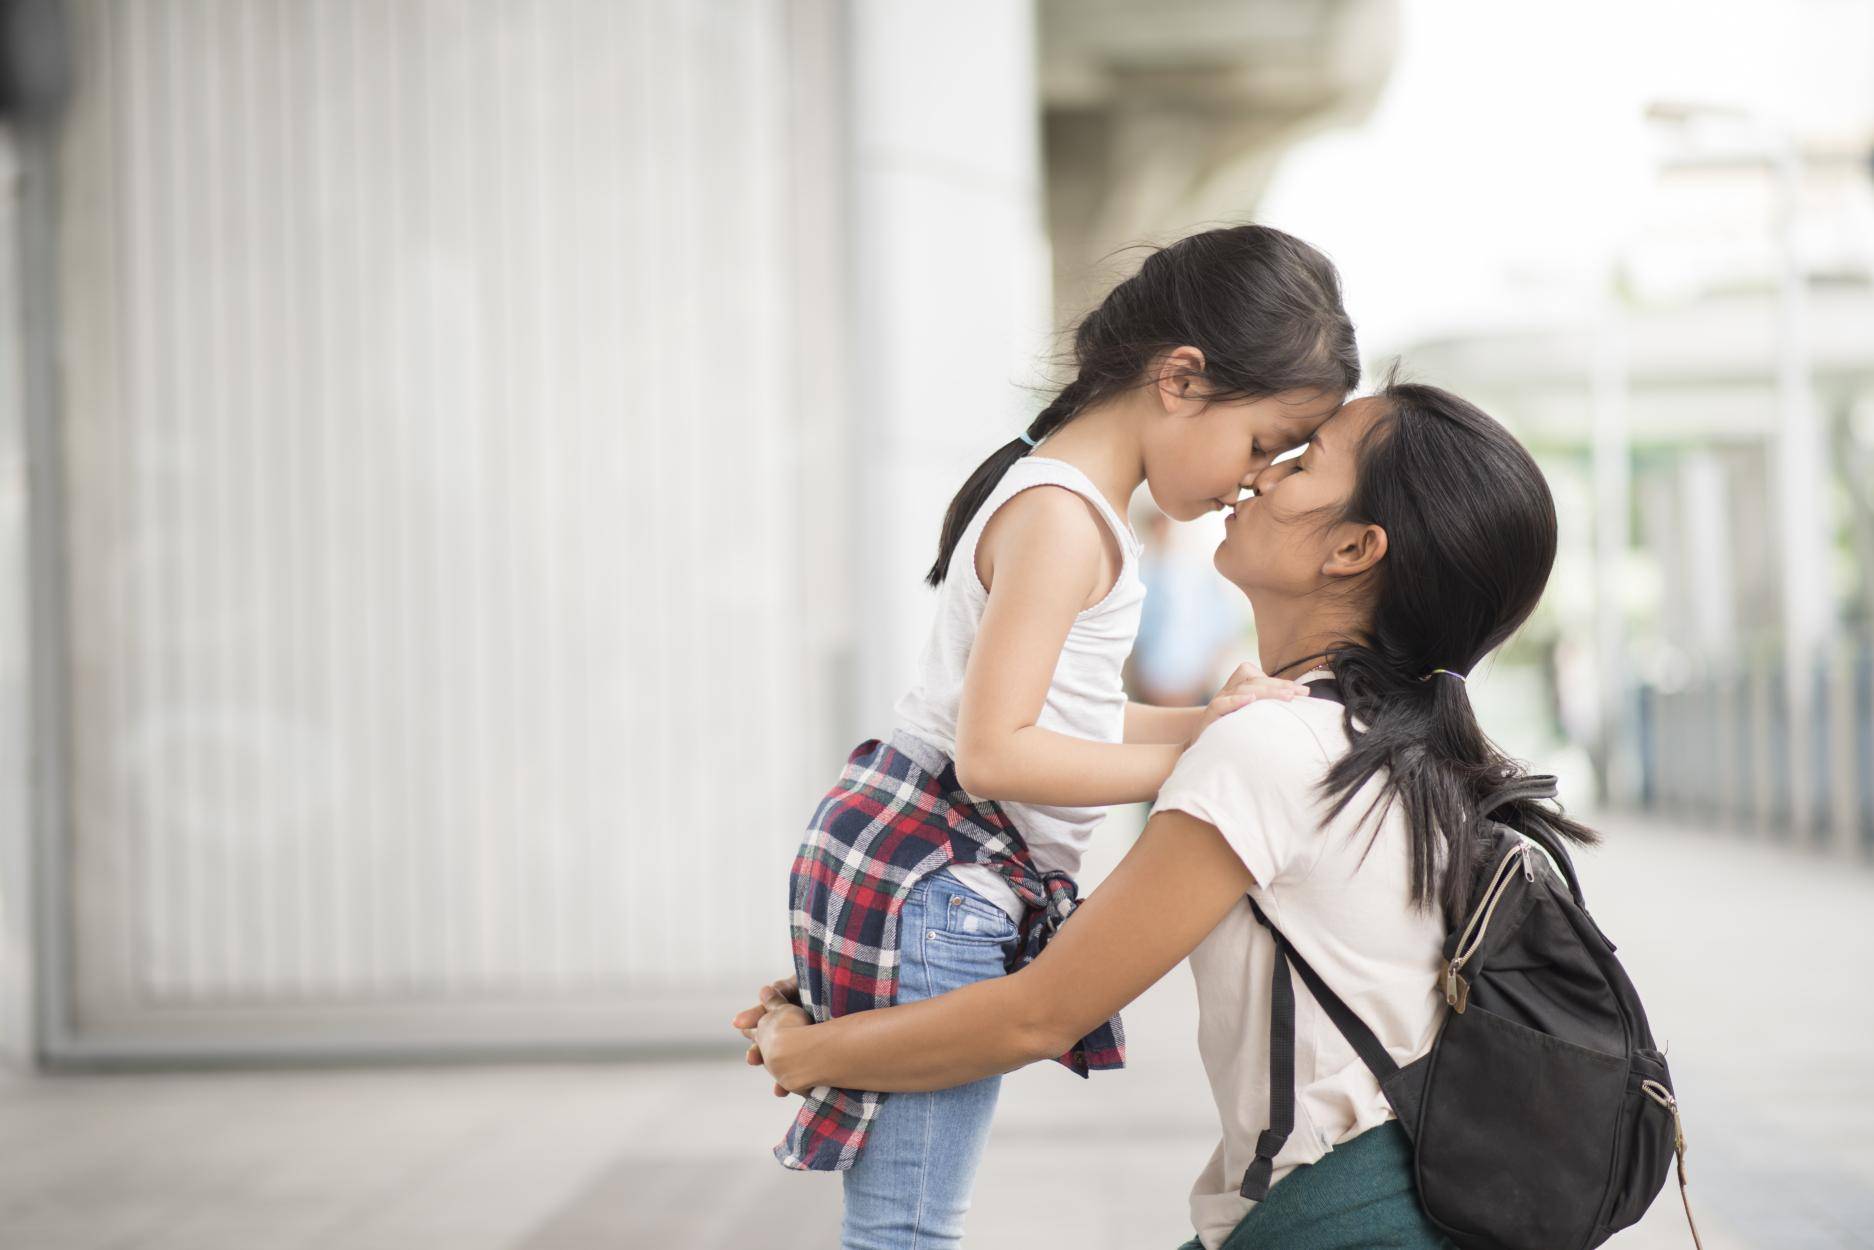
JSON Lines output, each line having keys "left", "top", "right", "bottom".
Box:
{"left": 1322, "top": 523, "right": 1387, "bottom": 579}
{"left": 1153, "top": 345, "right": 1209, "bottom": 415}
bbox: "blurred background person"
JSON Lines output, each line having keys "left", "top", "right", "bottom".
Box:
{"left": 1128, "top": 507, "right": 1248, "bottom": 710}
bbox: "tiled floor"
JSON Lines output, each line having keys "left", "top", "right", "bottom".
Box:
{"left": 2, "top": 813, "right": 1868, "bottom": 1248}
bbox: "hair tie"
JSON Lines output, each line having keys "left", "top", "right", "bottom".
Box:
{"left": 1017, "top": 431, "right": 1039, "bottom": 448}
{"left": 1422, "top": 668, "right": 1467, "bottom": 683}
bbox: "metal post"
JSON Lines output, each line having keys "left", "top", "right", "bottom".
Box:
{"left": 1591, "top": 284, "right": 1634, "bottom": 805}
{"left": 1771, "top": 136, "right": 1833, "bottom": 841}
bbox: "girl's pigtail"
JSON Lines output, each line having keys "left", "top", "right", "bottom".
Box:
{"left": 924, "top": 377, "right": 1091, "bottom": 587}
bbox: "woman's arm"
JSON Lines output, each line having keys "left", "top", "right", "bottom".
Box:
{"left": 740, "top": 809, "right": 1254, "bottom": 1094}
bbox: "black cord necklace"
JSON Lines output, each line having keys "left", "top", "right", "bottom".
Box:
{"left": 1268, "top": 651, "right": 1336, "bottom": 680}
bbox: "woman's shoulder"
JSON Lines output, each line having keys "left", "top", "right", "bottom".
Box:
{"left": 1197, "top": 697, "right": 1338, "bottom": 760}
{"left": 1155, "top": 699, "right": 1349, "bottom": 883}
{"left": 1171, "top": 698, "right": 1340, "bottom": 798}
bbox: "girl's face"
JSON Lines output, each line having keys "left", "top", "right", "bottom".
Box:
{"left": 1212, "top": 397, "right": 1388, "bottom": 593}
{"left": 1142, "top": 383, "right": 1341, "bottom": 522}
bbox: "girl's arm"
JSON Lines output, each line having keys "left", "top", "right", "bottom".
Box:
{"left": 952, "top": 489, "right": 1303, "bottom": 806}
{"left": 952, "top": 487, "right": 1178, "bottom": 804}
{"left": 1123, "top": 701, "right": 1207, "bottom": 744}
{"left": 738, "top": 809, "right": 1253, "bottom": 1093}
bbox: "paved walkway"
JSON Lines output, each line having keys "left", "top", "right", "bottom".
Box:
{"left": 2, "top": 812, "right": 1868, "bottom": 1248}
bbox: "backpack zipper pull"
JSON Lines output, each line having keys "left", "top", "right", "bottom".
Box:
{"left": 1642, "top": 1080, "right": 1703, "bottom": 1249}
{"left": 1443, "top": 964, "right": 1471, "bottom": 1013}
{"left": 1642, "top": 1080, "right": 1689, "bottom": 1182}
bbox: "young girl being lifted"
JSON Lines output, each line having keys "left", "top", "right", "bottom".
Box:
{"left": 777, "top": 224, "right": 1359, "bottom": 1250}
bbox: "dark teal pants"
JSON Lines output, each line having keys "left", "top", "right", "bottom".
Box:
{"left": 1175, "top": 1122, "right": 1454, "bottom": 1250}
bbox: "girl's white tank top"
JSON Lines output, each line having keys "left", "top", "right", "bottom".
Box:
{"left": 892, "top": 456, "right": 1148, "bottom": 920}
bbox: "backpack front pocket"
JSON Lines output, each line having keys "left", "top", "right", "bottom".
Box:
{"left": 1413, "top": 1003, "right": 1628, "bottom": 1250}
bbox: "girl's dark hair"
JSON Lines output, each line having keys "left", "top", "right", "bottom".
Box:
{"left": 1285, "top": 376, "right": 1599, "bottom": 929}
{"left": 924, "top": 224, "right": 1360, "bottom": 586}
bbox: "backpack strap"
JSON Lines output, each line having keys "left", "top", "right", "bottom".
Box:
{"left": 1302, "top": 677, "right": 1343, "bottom": 705}
{"left": 1477, "top": 774, "right": 1587, "bottom": 908}
{"left": 1238, "top": 895, "right": 1399, "bottom": 1200}
{"left": 1238, "top": 916, "right": 1296, "bottom": 1201}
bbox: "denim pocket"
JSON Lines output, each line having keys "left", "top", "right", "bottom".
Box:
{"left": 902, "top": 875, "right": 1019, "bottom": 1000}
{"left": 926, "top": 874, "right": 1020, "bottom": 944}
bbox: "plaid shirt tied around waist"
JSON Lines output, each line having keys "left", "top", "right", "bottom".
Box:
{"left": 777, "top": 731, "right": 1126, "bottom": 1171}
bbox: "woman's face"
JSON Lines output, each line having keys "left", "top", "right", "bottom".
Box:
{"left": 1141, "top": 383, "right": 1341, "bottom": 522}
{"left": 1212, "top": 397, "right": 1388, "bottom": 593}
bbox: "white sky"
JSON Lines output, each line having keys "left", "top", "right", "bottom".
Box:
{"left": 1256, "top": 0, "right": 1874, "bottom": 356}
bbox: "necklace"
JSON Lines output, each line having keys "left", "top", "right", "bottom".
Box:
{"left": 1269, "top": 651, "right": 1335, "bottom": 680}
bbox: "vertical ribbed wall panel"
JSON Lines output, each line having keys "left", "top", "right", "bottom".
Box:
{"left": 56, "top": 0, "right": 809, "bottom": 1041}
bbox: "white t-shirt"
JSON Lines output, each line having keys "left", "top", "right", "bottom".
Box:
{"left": 1151, "top": 693, "right": 1447, "bottom": 1250}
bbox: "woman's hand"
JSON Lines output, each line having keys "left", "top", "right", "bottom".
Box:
{"left": 732, "top": 977, "right": 812, "bottom": 1097}
{"left": 1188, "top": 662, "right": 1311, "bottom": 744}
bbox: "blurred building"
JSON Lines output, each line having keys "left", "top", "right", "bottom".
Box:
{"left": 1366, "top": 3, "right": 1874, "bottom": 851}
{"left": 1038, "top": 0, "right": 1397, "bottom": 327}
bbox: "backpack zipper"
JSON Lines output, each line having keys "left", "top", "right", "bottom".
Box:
{"left": 1444, "top": 841, "right": 1532, "bottom": 1013}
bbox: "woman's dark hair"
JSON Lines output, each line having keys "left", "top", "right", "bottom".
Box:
{"left": 924, "top": 224, "right": 1360, "bottom": 585}
{"left": 1281, "top": 375, "right": 1599, "bottom": 929}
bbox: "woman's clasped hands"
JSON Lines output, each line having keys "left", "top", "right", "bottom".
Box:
{"left": 734, "top": 976, "right": 811, "bottom": 1097}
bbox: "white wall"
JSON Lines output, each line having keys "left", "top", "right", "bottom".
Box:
{"left": 50, "top": 0, "right": 814, "bottom": 1058}
{"left": 31, "top": 0, "right": 1048, "bottom": 1061}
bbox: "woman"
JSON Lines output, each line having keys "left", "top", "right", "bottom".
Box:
{"left": 736, "top": 377, "right": 1597, "bottom": 1249}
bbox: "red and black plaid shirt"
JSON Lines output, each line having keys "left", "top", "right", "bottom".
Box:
{"left": 777, "top": 731, "right": 1126, "bottom": 1171}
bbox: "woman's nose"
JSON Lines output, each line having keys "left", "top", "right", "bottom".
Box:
{"left": 1249, "top": 461, "right": 1291, "bottom": 492}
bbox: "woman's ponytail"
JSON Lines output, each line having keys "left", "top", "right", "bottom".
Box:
{"left": 922, "top": 225, "right": 1359, "bottom": 586}
{"left": 1299, "top": 379, "right": 1599, "bottom": 929}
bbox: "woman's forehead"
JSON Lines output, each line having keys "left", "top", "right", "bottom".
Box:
{"left": 1315, "top": 396, "right": 1387, "bottom": 449}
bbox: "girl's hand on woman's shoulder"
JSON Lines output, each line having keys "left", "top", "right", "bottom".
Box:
{"left": 1186, "top": 662, "right": 1311, "bottom": 746}
{"left": 732, "top": 977, "right": 812, "bottom": 1096}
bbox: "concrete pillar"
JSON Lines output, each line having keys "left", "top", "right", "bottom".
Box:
{"left": 0, "top": 126, "right": 39, "bottom": 1069}
{"left": 1772, "top": 140, "right": 1834, "bottom": 839}
{"left": 847, "top": 1, "right": 1051, "bottom": 737}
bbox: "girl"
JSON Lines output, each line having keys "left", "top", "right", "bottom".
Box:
{"left": 780, "top": 224, "right": 1358, "bottom": 1249}
{"left": 745, "top": 380, "right": 1599, "bottom": 1250}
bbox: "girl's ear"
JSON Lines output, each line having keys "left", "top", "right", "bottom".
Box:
{"left": 1322, "top": 523, "right": 1387, "bottom": 579}
{"left": 1153, "top": 345, "right": 1209, "bottom": 415}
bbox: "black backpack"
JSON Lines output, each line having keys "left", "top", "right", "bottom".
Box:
{"left": 1238, "top": 682, "right": 1702, "bottom": 1250}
